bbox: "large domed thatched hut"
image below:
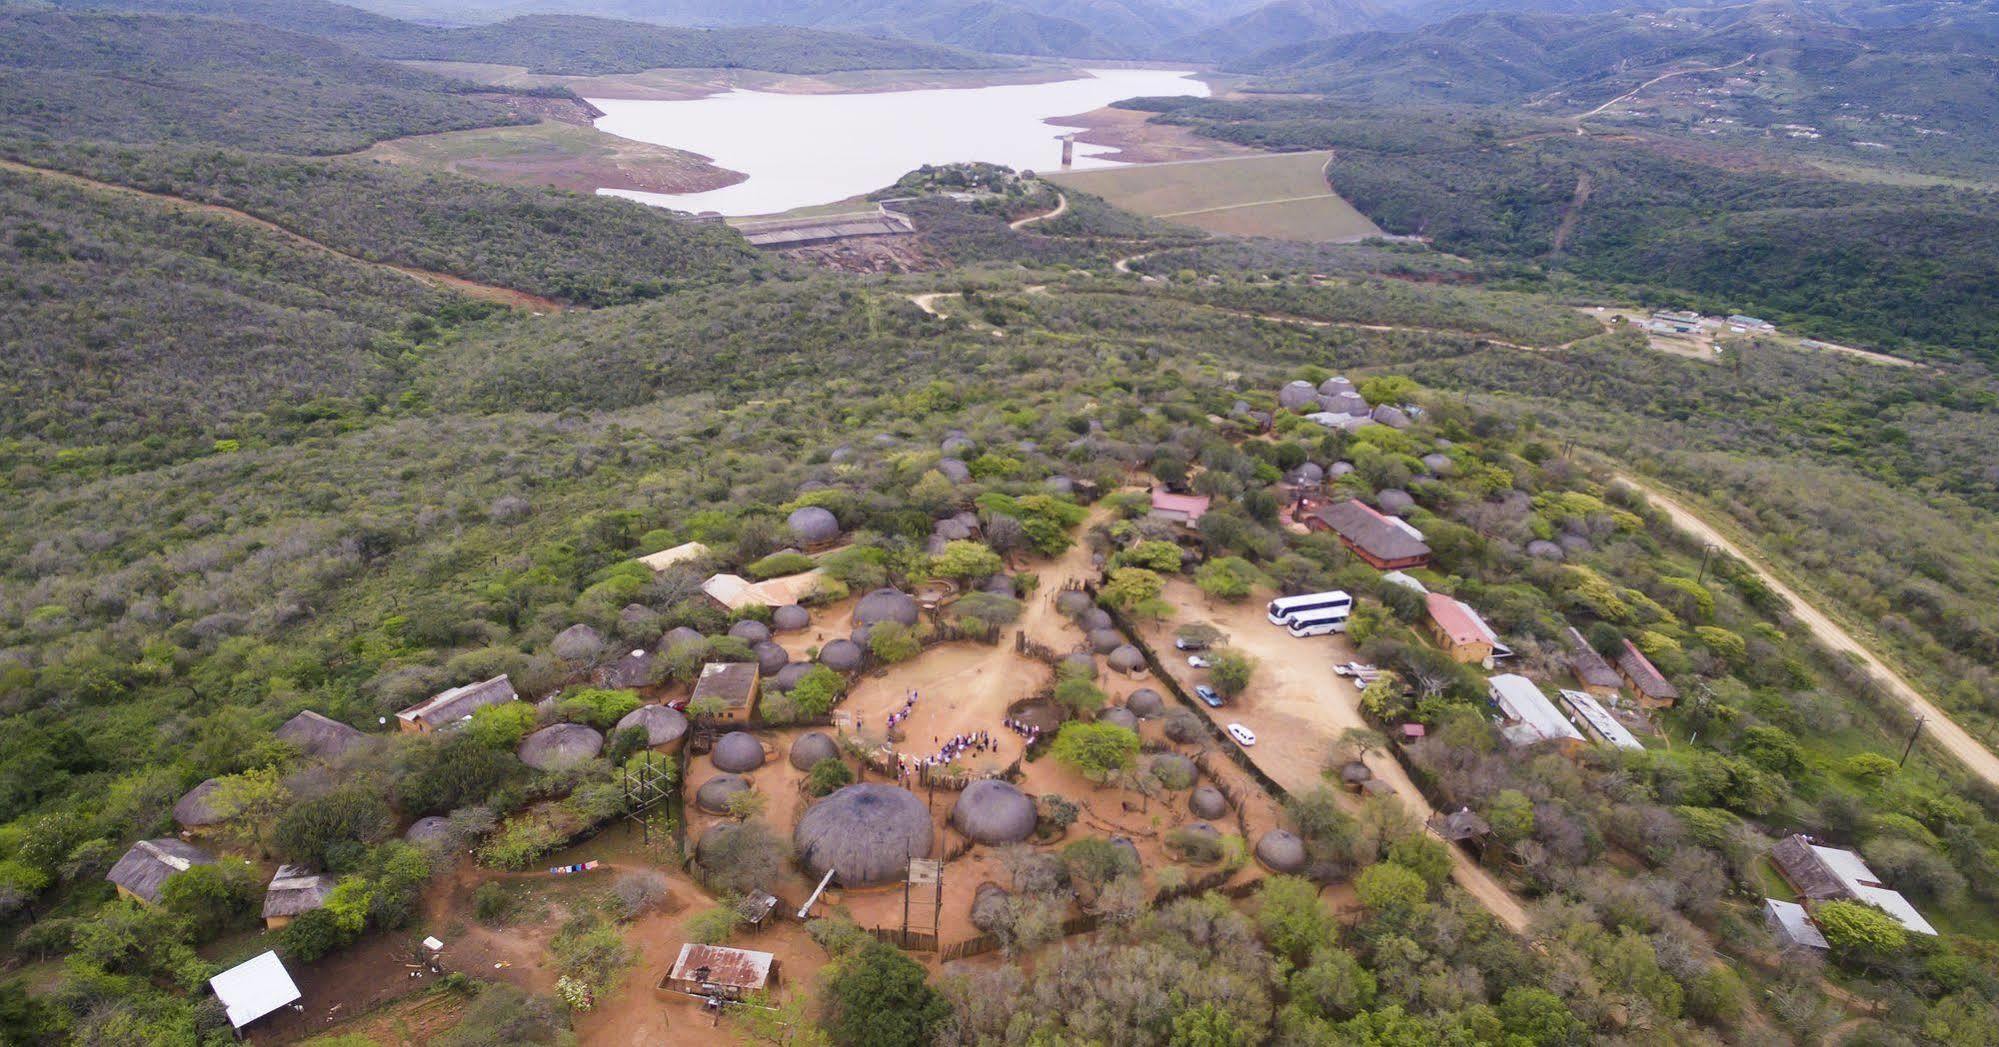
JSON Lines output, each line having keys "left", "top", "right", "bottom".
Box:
{"left": 659, "top": 626, "right": 704, "bottom": 653}
{"left": 950, "top": 780, "right": 1037, "bottom": 846}
{"left": 1126, "top": 689, "right": 1165, "bottom": 719}
{"left": 1097, "top": 706, "right": 1139, "bottom": 731}
{"left": 518, "top": 723, "right": 604, "bottom": 770}
{"left": 789, "top": 732, "right": 841, "bottom": 772}
{"left": 1256, "top": 829, "right": 1308, "bottom": 874}
{"left": 1377, "top": 489, "right": 1416, "bottom": 516}
{"left": 696, "top": 774, "right": 752, "bottom": 814}
{"left": 787, "top": 506, "right": 842, "bottom": 547}
{"left": 552, "top": 623, "right": 606, "bottom": 663}
{"left": 404, "top": 816, "right": 451, "bottom": 845}
{"left": 1056, "top": 590, "right": 1093, "bottom": 618}
{"left": 172, "top": 778, "right": 227, "bottom": 829}
{"left": 1190, "top": 785, "right": 1229, "bottom": 820}
{"left": 820, "top": 639, "right": 865, "bottom": 673}
{"left": 1079, "top": 608, "right": 1113, "bottom": 631}
{"left": 854, "top": 588, "right": 920, "bottom": 628}
{"left": 772, "top": 605, "right": 810, "bottom": 632}
{"left": 794, "top": 784, "right": 934, "bottom": 888}
{"left": 1150, "top": 753, "right": 1197, "bottom": 789}
{"left": 754, "top": 641, "right": 789, "bottom": 676}
{"left": 729, "top": 619, "right": 772, "bottom": 645}
{"left": 711, "top": 732, "right": 766, "bottom": 773}
{"left": 616, "top": 704, "right": 688, "bottom": 750}
{"left": 1107, "top": 645, "right": 1146, "bottom": 675}
{"left": 770, "top": 663, "right": 812, "bottom": 690}
{"left": 1339, "top": 761, "right": 1374, "bottom": 791}
{"left": 1279, "top": 381, "right": 1319, "bottom": 410}
{"left": 1088, "top": 628, "right": 1123, "bottom": 654}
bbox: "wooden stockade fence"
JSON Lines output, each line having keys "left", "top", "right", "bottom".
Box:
{"left": 868, "top": 927, "right": 939, "bottom": 952}
{"left": 1015, "top": 630, "right": 1064, "bottom": 665}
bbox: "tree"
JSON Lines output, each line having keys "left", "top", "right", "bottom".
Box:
{"left": 468, "top": 702, "right": 539, "bottom": 749}
{"left": 1384, "top": 835, "right": 1452, "bottom": 890}
{"left": 1289, "top": 945, "right": 1376, "bottom": 1021}
{"left": 558, "top": 688, "right": 641, "bottom": 731}
{"left": 1169, "top": 1003, "right": 1247, "bottom": 1047}
{"left": 1256, "top": 876, "right": 1334, "bottom": 961}
{"left": 1354, "top": 862, "right": 1428, "bottom": 919}
{"left": 804, "top": 758, "right": 854, "bottom": 797}
{"left": 1113, "top": 541, "right": 1183, "bottom": 574}
{"left": 1050, "top": 722, "right": 1139, "bottom": 783}
{"left": 933, "top": 540, "right": 1002, "bottom": 583}
{"left": 787, "top": 666, "right": 847, "bottom": 718}
{"left": 1053, "top": 677, "right": 1108, "bottom": 717}
{"left": 1814, "top": 900, "right": 1908, "bottom": 965}
{"left": 1497, "top": 986, "right": 1586, "bottom": 1045}
{"left": 1099, "top": 568, "right": 1165, "bottom": 614}
{"left": 206, "top": 767, "right": 292, "bottom": 855}
{"left": 275, "top": 785, "right": 395, "bottom": 869}
{"left": 868, "top": 622, "right": 922, "bottom": 664}
{"left": 157, "top": 862, "right": 258, "bottom": 941}
{"left": 1207, "top": 649, "right": 1256, "bottom": 697}
{"left": 1194, "top": 557, "right": 1262, "bottom": 601}
{"left": 823, "top": 941, "right": 948, "bottom": 1047}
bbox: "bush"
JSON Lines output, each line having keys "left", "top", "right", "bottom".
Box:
{"left": 473, "top": 882, "right": 514, "bottom": 925}
{"left": 869, "top": 622, "right": 922, "bottom": 664}
{"left": 558, "top": 688, "right": 642, "bottom": 731}
{"left": 274, "top": 785, "right": 395, "bottom": 870}
{"left": 1167, "top": 827, "right": 1225, "bottom": 865}
{"left": 1207, "top": 649, "right": 1256, "bottom": 697}
{"left": 823, "top": 941, "right": 948, "bottom": 1047}
{"left": 788, "top": 665, "right": 847, "bottom": 718}
{"left": 685, "top": 904, "right": 741, "bottom": 944}
{"left": 611, "top": 870, "right": 673, "bottom": 920}
{"left": 747, "top": 551, "right": 816, "bottom": 580}
{"left": 477, "top": 817, "right": 565, "bottom": 870}
{"left": 1050, "top": 722, "right": 1139, "bottom": 782}
{"left": 467, "top": 702, "right": 539, "bottom": 749}
{"left": 1053, "top": 677, "right": 1107, "bottom": 717}
{"left": 804, "top": 758, "right": 854, "bottom": 797}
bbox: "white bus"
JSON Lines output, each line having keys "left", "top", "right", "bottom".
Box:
{"left": 1267, "top": 590, "right": 1352, "bottom": 626}
{"left": 1286, "top": 609, "right": 1351, "bottom": 638}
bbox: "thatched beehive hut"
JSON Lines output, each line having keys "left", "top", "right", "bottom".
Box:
{"left": 971, "top": 882, "right": 1011, "bottom": 933}
{"left": 1097, "top": 706, "right": 1139, "bottom": 731}
{"left": 772, "top": 605, "right": 810, "bottom": 632}
{"left": 1056, "top": 590, "right": 1093, "bottom": 618}
{"left": 659, "top": 626, "right": 705, "bottom": 653}
{"left": 787, "top": 506, "right": 842, "bottom": 547}
{"left": 1339, "top": 761, "right": 1374, "bottom": 790}
{"left": 1126, "top": 689, "right": 1166, "bottom": 719}
{"left": 172, "top": 778, "right": 228, "bottom": 829}
{"left": 1278, "top": 381, "right": 1319, "bottom": 410}
{"left": 1079, "top": 608, "right": 1113, "bottom": 631}
{"left": 820, "top": 639, "right": 865, "bottom": 673}
{"left": 1150, "top": 753, "right": 1197, "bottom": 788}
{"left": 941, "top": 435, "right": 975, "bottom": 457}
{"left": 711, "top": 732, "right": 766, "bottom": 773}
{"left": 854, "top": 588, "right": 920, "bottom": 628}
{"left": 1107, "top": 645, "right": 1146, "bottom": 675}
{"left": 770, "top": 663, "right": 812, "bottom": 690}
{"left": 1164, "top": 710, "right": 1205, "bottom": 744}
{"left": 696, "top": 774, "right": 753, "bottom": 814}
{"left": 950, "top": 780, "right": 1037, "bottom": 845}
{"left": 794, "top": 784, "right": 934, "bottom": 887}
{"left": 1329, "top": 461, "right": 1355, "bottom": 477}
{"left": 754, "top": 641, "right": 789, "bottom": 676}
{"left": 518, "top": 723, "right": 604, "bottom": 770}
{"left": 789, "top": 731, "right": 841, "bottom": 771}
{"left": 981, "top": 575, "right": 1016, "bottom": 597}
{"left": 616, "top": 704, "right": 689, "bottom": 750}
{"left": 1256, "top": 829, "right": 1308, "bottom": 874}
{"left": 934, "top": 516, "right": 975, "bottom": 541}
{"left": 1190, "top": 785, "right": 1229, "bottom": 820}
{"left": 404, "top": 816, "right": 452, "bottom": 845}
{"left": 1377, "top": 489, "right": 1416, "bottom": 516}
{"left": 1088, "top": 628, "right": 1123, "bottom": 654}
{"left": 1372, "top": 405, "right": 1411, "bottom": 429}
{"left": 729, "top": 619, "right": 772, "bottom": 645}
{"left": 1285, "top": 463, "right": 1325, "bottom": 487}
{"left": 552, "top": 623, "right": 606, "bottom": 662}
{"left": 275, "top": 710, "right": 367, "bottom": 761}
{"left": 1319, "top": 376, "right": 1358, "bottom": 397}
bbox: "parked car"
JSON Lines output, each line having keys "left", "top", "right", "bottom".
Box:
{"left": 1332, "top": 662, "right": 1378, "bottom": 678}
{"left": 1175, "top": 636, "right": 1210, "bottom": 652}
{"left": 1227, "top": 723, "right": 1256, "bottom": 747}
{"left": 1187, "top": 655, "right": 1212, "bottom": 668}
{"left": 1194, "top": 685, "right": 1223, "bottom": 708}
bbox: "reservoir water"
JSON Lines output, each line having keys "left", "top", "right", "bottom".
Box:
{"left": 589, "top": 67, "right": 1207, "bottom": 216}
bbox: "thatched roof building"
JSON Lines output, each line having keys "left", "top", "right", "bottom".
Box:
{"left": 262, "top": 865, "right": 333, "bottom": 927}
{"left": 659, "top": 626, "right": 705, "bottom": 653}
{"left": 754, "top": 641, "right": 790, "bottom": 676}
{"left": 396, "top": 674, "right": 517, "bottom": 733}
{"left": 1339, "top": 761, "right": 1374, "bottom": 789}
{"left": 1056, "top": 590, "right": 1093, "bottom": 618}
{"left": 1150, "top": 753, "right": 1197, "bottom": 787}
{"left": 1079, "top": 608, "right": 1113, "bottom": 631}
{"left": 173, "top": 778, "right": 229, "bottom": 828}
{"left": 820, "top": 639, "right": 865, "bottom": 673}
{"left": 971, "top": 882, "right": 1011, "bottom": 933}
{"left": 1377, "top": 489, "right": 1416, "bottom": 516}
{"left": 616, "top": 704, "right": 689, "bottom": 749}
{"left": 696, "top": 774, "right": 752, "bottom": 814}
{"left": 518, "top": 723, "right": 604, "bottom": 770}
{"left": 794, "top": 784, "right": 934, "bottom": 887}
{"left": 404, "top": 816, "right": 451, "bottom": 844}
{"left": 950, "top": 780, "right": 1037, "bottom": 845}
{"left": 789, "top": 732, "right": 840, "bottom": 771}
{"left": 770, "top": 663, "right": 812, "bottom": 691}
{"left": 772, "top": 605, "right": 811, "bottom": 633}
{"left": 854, "top": 588, "right": 920, "bottom": 628}
{"left": 1190, "top": 785, "right": 1229, "bottom": 820}
{"left": 1429, "top": 807, "right": 1492, "bottom": 843}
{"left": 729, "top": 619, "right": 773, "bottom": 645}
{"left": 552, "top": 623, "right": 606, "bottom": 663}
{"left": 108, "top": 838, "right": 214, "bottom": 905}
{"left": 1126, "top": 689, "right": 1165, "bottom": 719}
{"left": 1097, "top": 707, "right": 1138, "bottom": 731}
{"left": 1107, "top": 645, "right": 1146, "bottom": 675}
{"left": 1279, "top": 381, "right": 1319, "bottom": 410}
{"left": 598, "top": 648, "right": 656, "bottom": 689}
{"left": 711, "top": 732, "right": 766, "bottom": 773}
{"left": 1087, "top": 628, "right": 1123, "bottom": 654}
{"left": 275, "top": 710, "right": 367, "bottom": 761}
{"left": 787, "top": 506, "right": 842, "bottom": 547}
{"left": 1256, "top": 830, "right": 1308, "bottom": 874}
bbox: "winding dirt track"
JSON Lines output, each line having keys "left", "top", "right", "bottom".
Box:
{"left": 1008, "top": 190, "right": 1068, "bottom": 230}
{"left": 0, "top": 158, "right": 565, "bottom": 312}
{"left": 1620, "top": 474, "right": 1999, "bottom": 790}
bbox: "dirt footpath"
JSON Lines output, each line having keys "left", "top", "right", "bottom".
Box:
{"left": 1137, "top": 580, "right": 1531, "bottom": 933}
{"left": 1621, "top": 474, "right": 1999, "bottom": 793}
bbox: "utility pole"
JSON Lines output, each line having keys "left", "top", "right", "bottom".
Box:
{"left": 1696, "top": 543, "right": 1718, "bottom": 585}
{"left": 1900, "top": 714, "right": 1928, "bottom": 768}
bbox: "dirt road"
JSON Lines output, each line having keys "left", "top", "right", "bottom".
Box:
{"left": 0, "top": 158, "right": 566, "bottom": 312}
{"left": 1574, "top": 54, "right": 1757, "bottom": 122}
{"left": 1008, "top": 190, "right": 1068, "bottom": 230}
{"left": 1620, "top": 474, "right": 1999, "bottom": 791}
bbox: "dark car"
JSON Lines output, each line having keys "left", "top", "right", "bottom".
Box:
{"left": 1194, "top": 685, "right": 1223, "bottom": 708}
{"left": 1175, "top": 636, "right": 1210, "bottom": 652}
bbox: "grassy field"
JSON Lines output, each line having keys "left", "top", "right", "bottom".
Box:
{"left": 355, "top": 120, "right": 741, "bottom": 195}
{"left": 1046, "top": 150, "right": 1382, "bottom": 242}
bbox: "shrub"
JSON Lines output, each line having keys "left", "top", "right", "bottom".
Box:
{"left": 747, "top": 551, "right": 815, "bottom": 580}
{"left": 1207, "top": 649, "right": 1256, "bottom": 697}
{"left": 473, "top": 882, "right": 514, "bottom": 925}
{"left": 869, "top": 621, "right": 923, "bottom": 664}
{"left": 611, "top": 870, "right": 673, "bottom": 920}
{"left": 805, "top": 758, "right": 854, "bottom": 797}
{"left": 685, "top": 905, "right": 741, "bottom": 945}
{"left": 477, "top": 817, "right": 564, "bottom": 870}
{"left": 558, "top": 688, "right": 642, "bottom": 731}
{"left": 1050, "top": 722, "right": 1139, "bottom": 782}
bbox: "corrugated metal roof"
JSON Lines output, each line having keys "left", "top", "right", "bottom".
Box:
{"left": 1558, "top": 689, "right": 1643, "bottom": 750}
{"left": 210, "top": 950, "right": 301, "bottom": 1029}
{"left": 1489, "top": 674, "right": 1583, "bottom": 747}
{"left": 669, "top": 943, "right": 774, "bottom": 990}
{"left": 1426, "top": 593, "right": 1487, "bottom": 646}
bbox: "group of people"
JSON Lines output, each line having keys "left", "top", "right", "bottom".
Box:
{"left": 1003, "top": 717, "right": 1042, "bottom": 745}
{"left": 884, "top": 689, "right": 920, "bottom": 733}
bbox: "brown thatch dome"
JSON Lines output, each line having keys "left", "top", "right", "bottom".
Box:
{"left": 1318, "top": 376, "right": 1357, "bottom": 397}
{"left": 1108, "top": 645, "right": 1146, "bottom": 674}
{"left": 950, "top": 780, "right": 1037, "bottom": 846}
{"left": 794, "top": 784, "right": 934, "bottom": 887}
{"left": 787, "top": 506, "right": 841, "bottom": 546}
{"left": 552, "top": 623, "right": 606, "bottom": 662}
{"left": 1279, "top": 381, "right": 1319, "bottom": 410}
{"left": 935, "top": 517, "right": 975, "bottom": 541}
{"left": 729, "top": 619, "right": 772, "bottom": 645}
{"left": 1164, "top": 710, "right": 1205, "bottom": 744}
{"left": 771, "top": 662, "right": 812, "bottom": 690}
{"left": 696, "top": 774, "right": 752, "bottom": 814}
{"left": 1056, "top": 590, "right": 1093, "bottom": 617}
{"left": 1377, "top": 489, "right": 1416, "bottom": 516}
{"left": 173, "top": 778, "right": 227, "bottom": 827}
{"left": 941, "top": 435, "right": 975, "bottom": 457}
{"left": 754, "top": 641, "right": 789, "bottom": 676}
{"left": 711, "top": 732, "right": 766, "bottom": 773}
{"left": 1126, "top": 689, "right": 1165, "bottom": 719}
{"left": 854, "top": 588, "right": 920, "bottom": 628}
{"left": 1079, "top": 608, "right": 1113, "bottom": 631}
{"left": 936, "top": 458, "right": 972, "bottom": 484}
{"left": 1150, "top": 753, "right": 1197, "bottom": 789}
{"left": 1256, "top": 829, "right": 1308, "bottom": 873}
{"left": 616, "top": 704, "right": 688, "bottom": 749}
{"left": 659, "top": 626, "right": 705, "bottom": 653}
{"left": 518, "top": 723, "right": 604, "bottom": 770}
{"left": 789, "top": 732, "right": 841, "bottom": 771}
{"left": 1372, "top": 405, "right": 1411, "bottom": 429}
{"left": 981, "top": 575, "right": 1017, "bottom": 597}
{"left": 1097, "top": 706, "right": 1139, "bottom": 731}
{"left": 1180, "top": 821, "right": 1220, "bottom": 839}
{"left": 971, "top": 882, "right": 1011, "bottom": 933}
{"left": 1190, "top": 785, "right": 1229, "bottom": 820}
{"left": 820, "top": 639, "right": 865, "bottom": 673}
{"left": 404, "top": 816, "right": 451, "bottom": 844}
{"left": 275, "top": 710, "right": 367, "bottom": 761}
{"left": 1088, "top": 628, "right": 1123, "bottom": 654}
{"left": 772, "top": 605, "right": 811, "bottom": 632}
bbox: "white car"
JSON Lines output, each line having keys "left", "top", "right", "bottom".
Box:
{"left": 1226, "top": 723, "right": 1256, "bottom": 747}
{"left": 1187, "top": 655, "right": 1212, "bottom": 668}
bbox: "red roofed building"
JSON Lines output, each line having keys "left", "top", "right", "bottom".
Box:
{"left": 1426, "top": 592, "right": 1495, "bottom": 664}
{"left": 1149, "top": 490, "right": 1212, "bottom": 528}
{"left": 1299, "top": 499, "right": 1432, "bottom": 569}
{"left": 1617, "top": 639, "right": 1680, "bottom": 709}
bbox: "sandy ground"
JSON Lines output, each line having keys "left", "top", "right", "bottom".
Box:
{"left": 1044, "top": 105, "right": 1258, "bottom": 165}
{"left": 356, "top": 121, "right": 746, "bottom": 196}
{"left": 1620, "top": 474, "right": 1999, "bottom": 793}
{"left": 1135, "top": 579, "right": 1531, "bottom": 932}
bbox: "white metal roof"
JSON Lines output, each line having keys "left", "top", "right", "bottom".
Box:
{"left": 1489, "top": 674, "right": 1583, "bottom": 747}
{"left": 1381, "top": 571, "right": 1428, "bottom": 593}
{"left": 1810, "top": 844, "right": 1938, "bottom": 936}
{"left": 210, "top": 950, "right": 301, "bottom": 1029}
{"left": 1763, "top": 898, "right": 1828, "bottom": 949}
{"left": 1558, "top": 689, "right": 1643, "bottom": 750}
{"left": 638, "top": 541, "right": 710, "bottom": 572}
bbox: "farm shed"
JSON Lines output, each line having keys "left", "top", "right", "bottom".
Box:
{"left": 262, "top": 865, "right": 333, "bottom": 929}
{"left": 1763, "top": 898, "right": 1829, "bottom": 951}
{"left": 210, "top": 951, "right": 301, "bottom": 1032}
{"left": 275, "top": 710, "right": 367, "bottom": 761}
{"left": 397, "top": 674, "right": 518, "bottom": 733}
{"left": 107, "top": 838, "right": 215, "bottom": 906}
{"left": 692, "top": 662, "right": 761, "bottom": 722}
{"left": 662, "top": 943, "right": 778, "bottom": 1001}
{"left": 1559, "top": 689, "right": 1643, "bottom": 750}
{"left": 794, "top": 784, "right": 934, "bottom": 887}
{"left": 1617, "top": 639, "right": 1680, "bottom": 708}
{"left": 1563, "top": 627, "right": 1623, "bottom": 696}
{"left": 638, "top": 541, "right": 711, "bottom": 572}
